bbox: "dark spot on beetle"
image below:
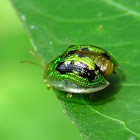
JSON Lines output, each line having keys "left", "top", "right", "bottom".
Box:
{"left": 56, "top": 62, "right": 67, "bottom": 74}
{"left": 80, "top": 48, "right": 89, "bottom": 51}
{"left": 68, "top": 50, "right": 78, "bottom": 55}
{"left": 67, "top": 49, "right": 85, "bottom": 58}
{"left": 77, "top": 53, "right": 84, "bottom": 58}
{"left": 95, "top": 65, "right": 103, "bottom": 75}
{"left": 102, "top": 53, "right": 111, "bottom": 60}
{"left": 56, "top": 61, "right": 100, "bottom": 82}
{"left": 95, "top": 65, "right": 100, "bottom": 70}
{"left": 56, "top": 60, "right": 82, "bottom": 74}
{"left": 79, "top": 69, "right": 96, "bottom": 82}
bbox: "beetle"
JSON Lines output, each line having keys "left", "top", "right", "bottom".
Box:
{"left": 42, "top": 45, "right": 120, "bottom": 97}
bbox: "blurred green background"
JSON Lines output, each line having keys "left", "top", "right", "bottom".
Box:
{"left": 0, "top": 1, "right": 82, "bottom": 140}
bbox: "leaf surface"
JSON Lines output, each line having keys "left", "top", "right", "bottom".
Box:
{"left": 10, "top": 0, "right": 140, "bottom": 139}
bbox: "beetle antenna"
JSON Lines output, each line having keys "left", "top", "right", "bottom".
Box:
{"left": 21, "top": 61, "right": 43, "bottom": 68}
{"left": 28, "top": 49, "right": 45, "bottom": 66}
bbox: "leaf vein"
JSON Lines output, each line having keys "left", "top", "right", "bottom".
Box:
{"left": 83, "top": 99, "right": 140, "bottom": 137}
{"left": 104, "top": 0, "right": 140, "bottom": 17}
{"left": 30, "top": 6, "right": 129, "bottom": 23}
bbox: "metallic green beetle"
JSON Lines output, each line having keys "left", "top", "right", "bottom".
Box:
{"left": 43, "top": 45, "right": 120, "bottom": 97}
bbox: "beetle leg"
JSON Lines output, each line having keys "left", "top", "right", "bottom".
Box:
{"left": 46, "top": 84, "right": 51, "bottom": 90}
{"left": 67, "top": 93, "right": 72, "bottom": 98}
{"left": 90, "top": 94, "right": 95, "bottom": 100}
{"left": 44, "top": 79, "right": 47, "bottom": 84}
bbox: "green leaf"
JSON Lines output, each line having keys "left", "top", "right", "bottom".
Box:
{"left": 10, "top": 0, "right": 140, "bottom": 139}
